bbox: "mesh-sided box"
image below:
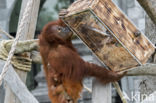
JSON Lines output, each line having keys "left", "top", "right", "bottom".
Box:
{"left": 62, "top": 0, "right": 155, "bottom": 72}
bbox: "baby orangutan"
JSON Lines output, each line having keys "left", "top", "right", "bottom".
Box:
{"left": 39, "top": 9, "right": 126, "bottom": 103}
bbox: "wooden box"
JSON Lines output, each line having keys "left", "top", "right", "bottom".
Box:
{"left": 62, "top": 0, "right": 155, "bottom": 72}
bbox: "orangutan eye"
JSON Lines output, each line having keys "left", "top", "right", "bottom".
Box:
{"left": 57, "top": 26, "right": 62, "bottom": 32}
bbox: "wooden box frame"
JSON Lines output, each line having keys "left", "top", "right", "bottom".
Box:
{"left": 62, "top": 0, "right": 155, "bottom": 71}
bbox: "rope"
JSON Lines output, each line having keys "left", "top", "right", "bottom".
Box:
{"left": 0, "top": 0, "right": 33, "bottom": 85}
{"left": 84, "top": 85, "right": 92, "bottom": 93}
{"left": 0, "top": 28, "right": 14, "bottom": 39}
{"left": 0, "top": 40, "right": 32, "bottom": 71}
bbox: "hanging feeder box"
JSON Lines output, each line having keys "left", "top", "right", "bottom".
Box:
{"left": 62, "top": 0, "right": 155, "bottom": 72}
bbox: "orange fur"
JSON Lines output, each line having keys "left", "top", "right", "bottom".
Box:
{"left": 39, "top": 19, "right": 125, "bottom": 103}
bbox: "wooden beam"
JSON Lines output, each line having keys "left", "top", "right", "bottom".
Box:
{"left": 92, "top": 80, "right": 112, "bottom": 103}
{"left": 92, "top": 57, "right": 112, "bottom": 103}
{"left": 0, "top": 60, "right": 39, "bottom": 103}
{"left": 4, "top": 0, "right": 40, "bottom": 103}
{"left": 137, "top": 0, "right": 156, "bottom": 25}
{"left": 127, "top": 64, "right": 156, "bottom": 76}
{"left": 0, "top": 0, "right": 16, "bottom": 102}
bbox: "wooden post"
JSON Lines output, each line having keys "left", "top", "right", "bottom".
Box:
{"left": 0, "top": 0, "right": 16, "bottom": 102}
{"left": 4, "top": 0, "right": 40, "bottom": 103}
{"left": 92, "top": 80, "right": 112, "bottom": 103}
{"left": 0, "top": 60, "right": 39, "bottom": 103}
{"left": 92, "top": 56, "right": 112, "bottom": 103}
